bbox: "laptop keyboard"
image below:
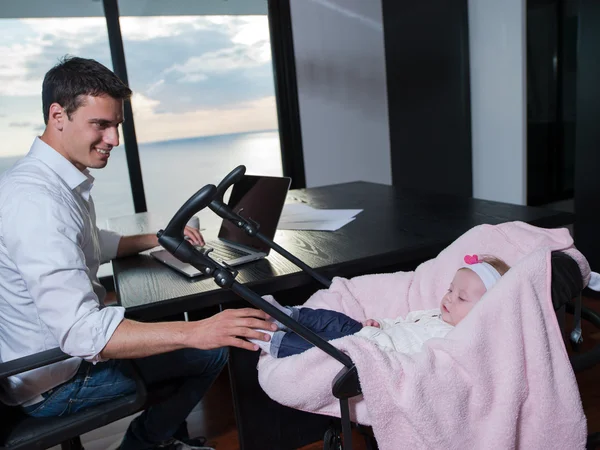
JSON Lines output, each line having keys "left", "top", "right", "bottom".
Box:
{"left": 200, "top": 240, "right": 250, "bottom": 261}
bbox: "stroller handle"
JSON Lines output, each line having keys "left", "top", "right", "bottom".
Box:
{"left": 215, "top": 164, "right": 246, "bottom": 200}
{"left": 209, "top": 165, "right": 247, "bottom": 223}
{"left": 158, "top": 184, "right": 217, "bottom": 259}
{"left": 210, "top": 166, "right": 332, "bottom": 288}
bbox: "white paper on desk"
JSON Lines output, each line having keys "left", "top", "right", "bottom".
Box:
{"left": 278, "top": 203, "right": 362, "bottom": 231}
{"left": 280, "top": 204, "right": 362, "bottom": 222}
{"left": 278, "top": 217, "right": 356, "bottom": 231}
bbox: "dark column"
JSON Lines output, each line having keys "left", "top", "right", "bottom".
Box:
{"left": 382, "top": 1, "right": 473, "bottom": 197}
{"left": 103, "top": 0, "right": 148, "bottom": 213}
{"left": 268, "top": 0, "right": 306, "bottom": 189}
{"left": 574, "top": 0, "right": 600, "bottom": 268}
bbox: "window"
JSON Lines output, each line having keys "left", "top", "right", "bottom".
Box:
{"left": 0, "top": 6, "right": 285, "bottom": 232}
{"left": 120, "top": 15, "right": 282, "bottom": 231}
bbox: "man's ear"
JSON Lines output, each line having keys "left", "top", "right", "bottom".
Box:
{"left": 48, "top": 103, "right": 67, "bottom": 131}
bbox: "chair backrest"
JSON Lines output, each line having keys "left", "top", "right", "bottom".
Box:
{"left": 549, "top": 250, "right": 600, "bottom": 374}
{"left": 0, "top": 358, "right": 147, "bottom": 450}
{"left": 0, "top": 383, "right": 32, "bottom": 449}
{"left": 551, "top": 250, "right": 584, "bottom": 311}
{"left": 551, "top": 251, "right": 584, "bottom": 345}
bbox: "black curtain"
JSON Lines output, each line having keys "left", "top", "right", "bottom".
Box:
{"left": 383, "top": 0, "right": 473, "bottom": 197}
{"left": 574, "top": 0, "right": 600, "bottom": 268}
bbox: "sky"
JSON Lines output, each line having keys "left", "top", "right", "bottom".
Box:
{"left": 0, "top": 16, "right": 278, "bottom": 157}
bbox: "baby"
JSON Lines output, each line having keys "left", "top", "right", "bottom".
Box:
{"left": 252, "top": 254, "right": 510, "bottom": 358}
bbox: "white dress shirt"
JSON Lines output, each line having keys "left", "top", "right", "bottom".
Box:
{"left": 0, "top": 138, "right": 125, "bottom": 406}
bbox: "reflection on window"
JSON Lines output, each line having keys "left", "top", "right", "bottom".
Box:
{"left": 120, "top": 16, "right": 282, "bottom": 231}
{"left": 0, "top": 18, "right": 135, "bottom": 224}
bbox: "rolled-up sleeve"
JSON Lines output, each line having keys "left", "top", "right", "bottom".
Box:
{"left": 2, "top": 193, "right": 124, "bottom": 362}
{"left": 97, "top": 228, "right": 121, "bottom": 263}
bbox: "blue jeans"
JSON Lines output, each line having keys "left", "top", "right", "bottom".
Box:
{"left": 22, "top": 348, "right": 228, "bottom": 450}
{"left": 274, "top": 308, "right": 362, "bottom": 358}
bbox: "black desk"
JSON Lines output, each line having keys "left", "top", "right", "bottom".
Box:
{"left": 111, "top": 181, "right": 573, "bottom": 449}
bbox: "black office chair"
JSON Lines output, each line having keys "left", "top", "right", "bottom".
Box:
{"left": 0, "top": 347, "right": 162, "bottom": 450}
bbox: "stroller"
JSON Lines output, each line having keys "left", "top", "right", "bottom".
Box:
{"left": 158, "top": 166, "right": 364, "bottom": 449}
{"left": 159, "top": 166, "right": 600, "bottom": 450}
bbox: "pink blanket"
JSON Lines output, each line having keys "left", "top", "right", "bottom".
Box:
{"left": 258, "top": 222, "right": 589, "bottom": 449}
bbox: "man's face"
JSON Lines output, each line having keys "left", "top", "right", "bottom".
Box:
{"left": 57, "top": 94, "right": 123, "bottom": 171}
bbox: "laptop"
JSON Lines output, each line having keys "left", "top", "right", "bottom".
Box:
{"left": 151, "top": 174, "right": 291, "bottom": 277}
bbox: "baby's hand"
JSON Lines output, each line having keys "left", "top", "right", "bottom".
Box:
{"left": 362, "top": 319, "right": 380, "bottom": 328}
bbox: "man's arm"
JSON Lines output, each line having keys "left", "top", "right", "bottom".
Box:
{"left": 100, "top": 308, "right": 277, "bottom": 359}
{"left": 116, "top": 226, "right": 204, "bottom": 257}
{"left": 116, "top": 233, "right": 158, "bottom": 257}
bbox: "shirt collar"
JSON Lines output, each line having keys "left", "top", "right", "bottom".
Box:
{"left": 28, "top": 137, "right": 95, "bottom": 200}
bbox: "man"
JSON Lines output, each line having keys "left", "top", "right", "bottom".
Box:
{"left": 0, "top": 56, "right": 276, "bottom": 450}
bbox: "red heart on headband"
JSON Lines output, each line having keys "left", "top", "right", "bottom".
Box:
{"left": 464, "top": 254, "right": 479, "bottom": 265}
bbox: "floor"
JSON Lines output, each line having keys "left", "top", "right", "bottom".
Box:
{"left": 48, "top": 295, "right": 600, "bottom": 450}
{"left": 572, "top": 295, "right": 600, "bottom": 442}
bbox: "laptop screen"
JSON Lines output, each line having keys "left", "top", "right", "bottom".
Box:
{"left": 217, "top": 175, "right": 291, "bottom": 253}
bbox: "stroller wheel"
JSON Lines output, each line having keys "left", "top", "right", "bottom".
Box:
{"left": 323, "top": 426, "right": 343, "bottom": 450}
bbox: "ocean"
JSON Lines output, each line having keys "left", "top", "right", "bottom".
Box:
{"left": 0, "top": 130, "right": 283, "bottom": 232}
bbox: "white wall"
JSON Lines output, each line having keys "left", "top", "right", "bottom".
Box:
{"left": 289, "top": 0, "right": 392, "bottom": 188}
{"left": 468, "top": 0, "right": 527, "bottom": 204}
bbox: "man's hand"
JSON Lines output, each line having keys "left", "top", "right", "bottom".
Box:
{"left": 187, "top": 308, "right": 278, "bottom": 351}
{"left": 115, "top": 226, "right": 204, "bottom": 258}
{"left": 184, "top": 225, "right": 204, "bottom": 246}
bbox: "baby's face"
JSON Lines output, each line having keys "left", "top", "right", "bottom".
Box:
{"left": 440, "top": 268, "right": 486, "bottom": 326}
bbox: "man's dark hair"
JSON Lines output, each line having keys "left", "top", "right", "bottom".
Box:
{"left": 42, "top": 55, "right": 132, "bottom": 124}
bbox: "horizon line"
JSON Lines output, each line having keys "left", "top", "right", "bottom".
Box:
{"left": 140, "top": 128, "right": 279, "bottom": 147}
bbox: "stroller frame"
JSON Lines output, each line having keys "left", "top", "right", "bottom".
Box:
{"left": 158, "top": 166, "right": 364, "bottom": 449}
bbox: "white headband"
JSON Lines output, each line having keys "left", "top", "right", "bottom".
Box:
{"left": 462, "top": 262, "right": 502, "bottom": 291}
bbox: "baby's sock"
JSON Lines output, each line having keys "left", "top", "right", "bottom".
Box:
{"left": 249, "top": 296, "right": 297, "bottom": 356}
{"left": 249, "top": 329, "right": 275, "bottom": 355}
{"left": 262, "top": 295, "right": 295, "bottom": 331}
